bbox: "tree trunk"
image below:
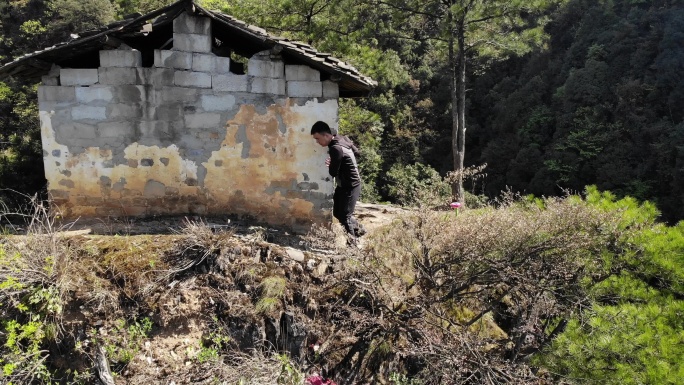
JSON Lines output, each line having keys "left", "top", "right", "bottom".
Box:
{"left": 451, "top": 21, "right": 466, "bottom": 204}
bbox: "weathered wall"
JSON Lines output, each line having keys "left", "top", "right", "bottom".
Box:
{"left": 37, "top": 12, "right": 339, "bottom": 230}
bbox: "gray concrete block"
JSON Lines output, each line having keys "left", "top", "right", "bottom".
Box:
{"left": 174, "top": 70, "right": 212, "bottom": 88}
{"left": 99, "top": 49, "right": 142, "bottom": 67}
{"left": 107, "top": 103, "right": 144, "bottom": 119}
{"left": 98, "top": 67, "right": 138, "bottom": 85}
{"left": 112, "top": 85, "right": 147, "bottom": 104}
{"left": 155, "top": 103, "right": 183, "bottom": 120}
{"left": 287, "top": 81, "right": 322, "bottom": 97}
{"left": 38, "top": 86, "right": 76, "bottom": 102}
{"left": 38, "top": 103, "right": 72, "bottom": 120}
{"left": 137, "top": 120, "right": 169, "bottom": 138}
{"left": 215, "top": 56, "right": 231, "bottom": 74}
{"left": 161, "top": 86, "right": 200, "bottom": 102}
{"left": 192, "top": 53, "right": 216, "bottom": 73}
{"left": 173, "top": 12, "right": 211, "bottom": 35}
{"left": 285, "top": 65, "right": 320, "bottom": 81}
{"left": 322, "top": 80, "right": 339, "bottom": 98}
{"left": 191, "top": 54, "right": 231, "bottom": 74}
{"left": 212, "top": 74, "right": 248, "bottom": 92}
{"left": 97, "top": 121, "right": 135, "bottom": 138}
{"left": 41, "top": 76, "right": 59, "bottom": 86}
{"left": 71, "top": 105, "right": 107, "bottom": 120}
{"left": 200, "top": 93, "right": 236, "bottom": 111}
{"left": 152, "top": 102, "right": 183, "bottom": 122}
{"left": 251, "top": 77, "right": 286, "bottom": 95}
{"left": 55, "top": 122, "right": 97, "bottom": 139}
{"left": 140, "top": 67, "right": 175, "bottom": 87}
{"left": 184, "top": 113, "right": 222, "bottom": 129}
{"left": 248, "top": 59, "right": 284, "bottom": 78}
{"left": 155, "top": 50, "right": 193, "bottom": 70}
{"left": 75, "top": 86, "right": 114, "bottom": 103}
{"left": 48, "top": 64, "right": 61, "bottom": 77}
{"left": 60, "top": 69, "right": 99, "bottom": 86}
{"left": 174, "top": 33, "right": 212, "bottom": 53}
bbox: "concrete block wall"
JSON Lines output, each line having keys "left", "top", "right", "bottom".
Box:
{"left": 37, "top": 12, "right": 341, "bottom": 231}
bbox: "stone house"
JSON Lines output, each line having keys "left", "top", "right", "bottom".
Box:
{"left": 0, "top": 0, "right": 375, "bottom": 231}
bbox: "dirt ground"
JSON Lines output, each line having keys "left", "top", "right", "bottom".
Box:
{"left": 47, "top": 202, "right": 406, "bottom": 241}
{"left": 2, "top": 202, "right": 411, "bottom": 384}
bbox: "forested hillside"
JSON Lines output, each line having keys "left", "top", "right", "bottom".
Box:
{"left": 1, "top": 0, "right": 683, "bottom": 223}
{"left": 469, "top": 0, "right": 684, "bottom": 223}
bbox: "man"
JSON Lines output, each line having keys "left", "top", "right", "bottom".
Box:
{"left": 311, "top": 121, "right": 366, "bottom": 239}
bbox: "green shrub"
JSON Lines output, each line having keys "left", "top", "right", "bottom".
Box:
{"left": 384, "top": 163, "right": 450, "bottom": 207}
{"left": 536, "top": 186, "right": 684, "bottom": 384}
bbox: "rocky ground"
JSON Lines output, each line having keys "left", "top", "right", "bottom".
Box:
{"left": 2, "top": 202, "right": 412, "bottom": 385}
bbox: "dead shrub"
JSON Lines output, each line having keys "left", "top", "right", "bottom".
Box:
{"left": 316, "top": 193, "right": 625, "bottom": 384}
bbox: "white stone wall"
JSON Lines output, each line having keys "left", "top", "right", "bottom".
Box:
{"left": 37, "top": 12, "right": 341, "bottom": 230}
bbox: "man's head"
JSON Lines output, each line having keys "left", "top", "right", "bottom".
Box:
{"left": 311, "top": 121, "right": 334, "bottom": 147}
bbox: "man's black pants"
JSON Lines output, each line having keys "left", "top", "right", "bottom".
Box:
{"left": 333, "top": 185, "right": 360, "bottom": 236}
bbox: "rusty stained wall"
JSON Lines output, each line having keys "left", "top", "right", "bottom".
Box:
{"left": 40, "top": 96, "right": 336, "bottom": 230}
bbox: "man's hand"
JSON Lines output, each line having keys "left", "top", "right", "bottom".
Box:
{"left": 325, "top": 157, "right": 331, "bottom": 166}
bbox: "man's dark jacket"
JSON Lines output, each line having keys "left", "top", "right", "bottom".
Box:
{"left": 327, "top": 135, "right": 360, "bottom": 189}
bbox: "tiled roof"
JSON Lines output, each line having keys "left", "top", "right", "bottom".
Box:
{"left": 0, "top": 0, "right": 376, "bottom": 97}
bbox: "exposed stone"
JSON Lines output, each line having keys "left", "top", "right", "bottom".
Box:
{"left": 285, "top": 247, "right": 305, "bottom": 262}
{"left": 279, "top": 312, "right": 307, "bottom": 361}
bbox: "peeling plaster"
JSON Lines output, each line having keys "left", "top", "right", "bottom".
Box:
{"left": 38, "top": 62, "right": 338, "bottom": 229}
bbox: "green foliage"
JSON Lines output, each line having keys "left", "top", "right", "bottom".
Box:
{"left": 47, "top": 0, "right": 116, "bottom": 32}
{"left": 0, "top": 242, "right": 64, "bottom": 384}
{"left": 390, "top": 372, "right": 422, "bottom": 385}
{"left": 1, "top": 319, "right": 51, "bottom": 384}
{"left": 536, "top": 186, "right": 684, "bottom": 384}
{"left": 256, "top": 276, "right": 287, "bottom": 315}
{"left": 384, "top": 163, "right": 450, "bottom": 207}
{"left": 197, "top": 317, "right": 232, "bottom": 363}
{"left": 471, "top": 0, "right": 684, "bottom": 223}
{"left": 98, "top": 317, "right": 153, "bottom": 365}
{"left": 0, "top": 81, "right": 44, "bottom": 209}
{"left": 339, "top": 99, "right": 384, "bottom": 202}
{"left": 276, "top": 354, "right": 305, "bottom": 385}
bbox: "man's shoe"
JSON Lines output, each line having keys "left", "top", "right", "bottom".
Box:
{"left": 346, "top": 233, "right": 358, "bottom": 247}
{"left": 355, "top": 225, "right": 367, "bottom": 237}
